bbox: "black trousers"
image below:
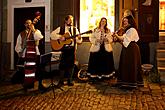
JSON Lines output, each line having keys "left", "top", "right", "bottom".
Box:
{"left": 60, "top": 46, "right": 75, "bottom": 82}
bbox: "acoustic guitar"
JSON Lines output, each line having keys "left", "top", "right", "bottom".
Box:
{"left": 51, "top": 30, "right": 92, "bottom": 51}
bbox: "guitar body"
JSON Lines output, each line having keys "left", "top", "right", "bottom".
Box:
{"left": 51, "top": 39, "right": 72, "bottom": 51}
{"left": 51, "top": 33, "right": 73, "bottom": 51}
{"left": 51, "top": 30, "right": 92, "bottom": 51}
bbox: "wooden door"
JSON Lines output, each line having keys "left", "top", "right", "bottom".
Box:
{"left": 14, "top": 7, "right": 45, "bottom": 67}
{"left": 138, "top": 0, "right": 159, "bottom": 64}
{"left": 0, "top": 0, "right": 2, "bottom": 77}
{"left": 138, "top": 0, "right": 159, "bottom": 42}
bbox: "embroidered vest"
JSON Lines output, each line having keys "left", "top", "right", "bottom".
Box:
{"left": 20, "top": 30, "right": 39, "bottom": 51}
{"left": 59, "top": 26, "right": 76, "bottom": 36}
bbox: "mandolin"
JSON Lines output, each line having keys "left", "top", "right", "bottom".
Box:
{"left": 116, "top": 27, "right": 125, "bottom": 36}
{"left": 51, "top": 30, "right": 92, "bottom": 51}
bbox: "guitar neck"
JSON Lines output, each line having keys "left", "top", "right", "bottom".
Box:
{"left": 66, "top": 30, "right": 92, "bottom": 40}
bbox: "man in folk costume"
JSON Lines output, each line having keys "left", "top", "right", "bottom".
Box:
{"left": 15, "top": 19, "right": 47, "bottom": 92}
{"left": 50, "top": 15, "right": 82, "bottom": 86}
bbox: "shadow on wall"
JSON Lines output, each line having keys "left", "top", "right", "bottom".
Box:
{"left": 112, "top": 42, "right": 122, "bottom": 70}
{"left": 76, "top": 42, "right": 91, "bottom": 65}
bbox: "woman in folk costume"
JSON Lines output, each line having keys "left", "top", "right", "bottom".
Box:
{"left": 87, "top": 17, "right": 115, "bottom": 80}
{"left": 114, "top": 15, "right": 144, "bottom": 89}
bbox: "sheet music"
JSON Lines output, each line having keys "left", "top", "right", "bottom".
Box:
{"left": 51, "top": 51, "right": 62, "bottom": 61}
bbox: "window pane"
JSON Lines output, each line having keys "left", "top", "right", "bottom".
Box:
{"left": 80, "top": 0, "right": 115, "bottom": 35}
{"left": 160, "top": 1, "right": 165, "bottom": 30}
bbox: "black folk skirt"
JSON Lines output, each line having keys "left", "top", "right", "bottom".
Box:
{"left": 117, "top": 42, "right": 143, "bottom": 88}
{"left": 87, "top": 44, "right": 115, "bottom": 76}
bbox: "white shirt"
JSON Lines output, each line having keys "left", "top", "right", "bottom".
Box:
{"left": 15, "top": 30, "right": 44, "bottom": 57}
{"left": 50, "top": 26, "right": 82, "bottom": 47}
{"left": 89, "top": 28, "right": 113, "bottom": 52}
{"left": 122, "top": 28, "right": 139, "bottom": 48}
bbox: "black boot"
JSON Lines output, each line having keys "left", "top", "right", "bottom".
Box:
{"left": 38, "top": 80, "right": 47, "bottom": 93}
{"left": 67, "top": 79, "right": 74, "bottom": 86}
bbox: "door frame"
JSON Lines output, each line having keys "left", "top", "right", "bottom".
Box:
{"left": 7, "top": 0, "right": 52, "bottom": 69}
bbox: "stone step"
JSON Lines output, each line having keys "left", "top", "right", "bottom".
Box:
{"left": 157, "top": 58, "right": 165, "bottom": 67}
{"left": 159, "top": 32, "right": 165, "bottom": 37}
{"left": 158, "top": 67, "right": 165, "bottom": 71}
{"left": 157, "top": 49, "right": 165, "bottom": 58}
{"left": 160, "top": 72, "right": 165, "bottom": 83}
{"left": 158, "top": 66, "right": 165, "bottom": 72}
{"left": 157, "top": 41, "right": 165, "bottom": 49}
{"left": 158, "top": 32, "right": 165, "bottom": 83}
{"left": 159, "top": 36, "right": 165, "bottom": 41}
{"left": 158, "top": 67, "right": 165, "bottom": 83}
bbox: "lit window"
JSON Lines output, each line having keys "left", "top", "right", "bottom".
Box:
{"left": 80, "top": 0, "right": 115, "bottom": 35}
{"left": 160, "top": 0, "right": 165, "bottom": 30}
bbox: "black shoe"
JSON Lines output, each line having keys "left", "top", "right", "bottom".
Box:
{"left": 68, "top": 82, "right": 74, "bottom": 86}
{"left": 119, "top": 85, "right": 136, "bottom": 90}
{"left": 67, "top": 80, "right": 74, "bottom": 86}
{"left": 39, "top": 84, "right": 48, "bottom": 93}
{"left": 111, "top": 83, "right": 121, "bottom": 87}
{"left": 58, "top": 80, "right": 64, "bottom": 87}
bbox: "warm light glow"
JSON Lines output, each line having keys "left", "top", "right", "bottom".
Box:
{"left": 25, "top": 73, "right": 35, "bottom": 77}
{"left": 160, "top": 1, "right": 165, "bottom": 30}
{"left": 80, "top": 0, "right": 115, "bottom": 35}
{"left": 25, "top": 62, "right": 36, "bottom": 66}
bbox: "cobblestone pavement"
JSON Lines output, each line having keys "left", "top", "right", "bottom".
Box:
{"left": 0, "top": 77, "right": 165, "bottom": 110}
